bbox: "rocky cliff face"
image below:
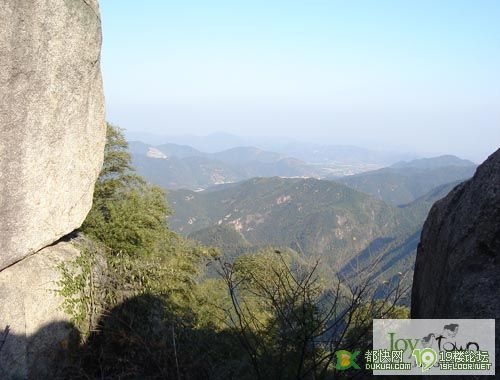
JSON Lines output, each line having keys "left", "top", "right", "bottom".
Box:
{"left": 0, "top": 1, "right": 105, "bottom": 377}
{"left": 411, "top": 148, "right": 499, "bottom": 371}
{"left": 0, "top": 242, "right": 80, "bottom": 379}
{"left": 0, "top": 0, "right": 105, "bottom": 270}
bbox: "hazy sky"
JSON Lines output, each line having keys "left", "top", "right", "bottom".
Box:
{"left": 100, "top": 0, "right": 500, "bottom": 161}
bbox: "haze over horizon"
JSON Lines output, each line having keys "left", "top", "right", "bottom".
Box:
{"left": 101, "top": 0, "right": 500, "bottom": 162}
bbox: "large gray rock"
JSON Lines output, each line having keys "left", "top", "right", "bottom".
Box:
{"left": 0, "top": 0, "right": 106, "bottom": 270}
{"left": 411, "top": 148, "right": 500, "bottom": 374}
{"left": 0, "top": 241, "right": 80, "bottom": 379}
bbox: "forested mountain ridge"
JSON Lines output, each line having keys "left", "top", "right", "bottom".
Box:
{"left": 170, "top": 176, "right": 469, "bottom": 285}
{"left": 129, "top": 138, "right": 477, "bottom": 308}
{"left": 169, "top": 177, "right": 420, "bottom": 267}
{"left": 130, "top": 139, "right": 475, "bottom": 199}
{"left": 391, "top": 155, "right": 475, "bottom": 169}
{"left": 336, "top": 161, "right": 475, "bottom": 205}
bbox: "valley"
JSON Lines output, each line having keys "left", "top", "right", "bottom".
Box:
{"left": 128, "top": 138, "right": 476, "bottom": 288}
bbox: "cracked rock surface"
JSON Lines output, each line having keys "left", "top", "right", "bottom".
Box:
{"left": 0, "top": 0, "right": 106, "bottom": 270}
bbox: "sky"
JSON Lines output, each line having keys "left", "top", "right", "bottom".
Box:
{"left": 100, "top": 0, "right": 500, "bottom": 161}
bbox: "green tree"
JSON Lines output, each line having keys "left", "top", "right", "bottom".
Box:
{"left": 58, "top": 125, "right": 203, "bottom": 326}
{"left": 216, "top": 249, "right": 409, "bottom": 380}
{"left": 82, "top": 123, "right": 173, "bottom": 258}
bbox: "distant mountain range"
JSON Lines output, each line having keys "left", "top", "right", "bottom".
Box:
{"left": 129, "top": 141, "right": 321, "bottom": 190}
{"left": 127, "top": 131, "right": 418, "bottom": 163}
{"left": 132, "top": 132, "right": 266, "bottom": 153}
{"left": 128, "top": 139, "right": 477, "bottom": 287}
{"left": 130, "top": 139, "right": 476, "bottom": 199}
{"left": 336, "top": 156, "right": 476, "bottom": 205}
{"left": 391, "top": 155, "right": 476, "bottom": 169}
{"left": 276, "top": 142, "right": 418, "bottom": 165}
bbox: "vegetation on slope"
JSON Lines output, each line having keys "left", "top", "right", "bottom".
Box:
{"left": 337, "top": 164, "right": 475, "bottom": 205}
{"left": 170, "top": 174, "right": 467, "bottom": 293}
{"left": 56, "top": 124, "right": 409, "bottom": 379}
{"left": 168, "top": 177, "right": 422, "bottom": 270}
